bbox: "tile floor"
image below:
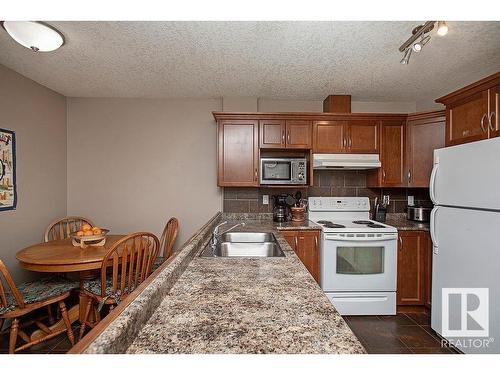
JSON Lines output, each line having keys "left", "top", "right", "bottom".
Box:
{"left": 0, "top": 323, "right": 79, "bottom": 354}
{"left": 344, "top": 311, "right": 459, "bottom": 354}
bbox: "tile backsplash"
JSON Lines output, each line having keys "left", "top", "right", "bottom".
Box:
{"left": 223, "top": 170, "right": 432, "bottom": 216}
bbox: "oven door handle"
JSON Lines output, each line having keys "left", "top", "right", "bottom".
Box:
{"left": 323, "top": 234, "right": 398, "bottom": 241}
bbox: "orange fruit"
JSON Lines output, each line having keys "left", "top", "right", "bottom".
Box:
{"left": 92, "top": 228, "right": 102, "bottom": 235}
{"left": 82, "top": 224, "right": 92, "bottom": 231}
{"left": 83, "top": 230, "right": 94, "bottom": 236}
{"left": 76, "top": 230, "right": 84, "bottom": 236}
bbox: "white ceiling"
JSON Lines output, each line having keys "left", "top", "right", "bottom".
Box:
{"left": 0, "top": 21, "right": 499, "bottom": 101}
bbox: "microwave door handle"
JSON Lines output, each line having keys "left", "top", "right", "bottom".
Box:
{"left": 324, "top": 234, "right": 398, "bottom": 241}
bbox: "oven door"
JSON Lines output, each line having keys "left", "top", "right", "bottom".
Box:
{"left": 320, "top": 232, "right": 397, "bottom": 292}
{"left": 260, "top": 159, "right": 292, "bottom": 184}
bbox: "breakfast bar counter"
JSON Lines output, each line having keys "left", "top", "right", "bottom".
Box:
{"left": 72, "top": 214, "right": 365, "bottom": 354}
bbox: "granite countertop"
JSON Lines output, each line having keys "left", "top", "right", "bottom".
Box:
{"left": 125, "top": 220, "right": 365, "bottom": 354}
{"left": 385, "top": 214, "right": 430, "bottom": 232}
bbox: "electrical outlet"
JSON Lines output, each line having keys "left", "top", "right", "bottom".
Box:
{"left": 262, "top": 195, "right": 269, "bottom": 205}
{"left": 408, "top": 195, "right": 415, "bottom": 206}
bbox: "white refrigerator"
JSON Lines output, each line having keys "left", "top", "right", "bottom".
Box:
{"left": 430, "top": 137, "right": 500, "bottom": 354}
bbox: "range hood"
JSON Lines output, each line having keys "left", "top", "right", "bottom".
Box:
{"left": 313, "top": 154, "right": 381, "bottom": 170}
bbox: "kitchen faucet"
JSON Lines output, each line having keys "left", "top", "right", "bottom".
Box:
{"left": 210, "top": 221, "right": 246, "bottom": 249}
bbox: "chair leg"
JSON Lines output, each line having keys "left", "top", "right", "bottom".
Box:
{"left": 79, "top": 298, "right": 93, "bottom": 340}
{"left": 9, "top": 318, "right": 19, "bottom": 354}
{"left": 93, "top": 306, "right": 101, "bottom": 324}
{"left": 59, "top": 301, "right": 75, "bottom": 346}
{"left": 46, "top": 305, "right": 55, "bottom": 325}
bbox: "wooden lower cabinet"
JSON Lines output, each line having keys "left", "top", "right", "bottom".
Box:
{"left": 397, "top": 230, "right": 432, "bottom": 307}
{"left": 280, "top": 230, "right": 320, "bottom": 283}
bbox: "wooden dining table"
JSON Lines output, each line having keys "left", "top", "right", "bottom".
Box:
{"left": 16, "top": 234, "right": 125, "bottom": 339}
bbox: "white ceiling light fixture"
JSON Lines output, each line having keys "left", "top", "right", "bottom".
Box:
{"left": 437, "top": 21, "right": 449, "bottom": 36}
{"left": 2, "top": 21, "right": 64, "bottom": 52}
{"left": 399, "top": 21, "right": 448, "bottom": 64}
{"left": 400, "top": 48, "right": 412, "bottom": 65}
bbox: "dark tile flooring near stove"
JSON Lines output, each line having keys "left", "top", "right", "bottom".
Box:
{"left": 344, "top": 311, "right": 459, "bottom": 354}
{"left": 0, "top": 323, "right": 79, "bottom": 354}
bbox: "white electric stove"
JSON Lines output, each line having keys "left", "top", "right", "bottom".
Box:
{"left": 308, "top": 197, "right": 398, "bottom": 315}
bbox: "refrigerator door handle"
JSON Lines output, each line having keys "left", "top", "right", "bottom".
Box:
{"left": 430, "top": 206, "right": 439, "bottom": 254}
{"left": 429, "top": 161, "right": 439, "bottom": 204}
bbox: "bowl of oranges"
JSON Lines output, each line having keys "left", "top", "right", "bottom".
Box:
{"left": 71, "top": 224, "right": 109, "bottom": 248}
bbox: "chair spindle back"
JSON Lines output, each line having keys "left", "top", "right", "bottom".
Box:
{"left": 0, "top": 260, "right": 25, "bottom": 311}
{"left": 100, "top": 232, "right": 159, "bottom": 299}
{"left": 159, "top": 217, "right": 179, "bottom": 260}
{"left": 44, "top": 216, "right": 95, "bottom": 242}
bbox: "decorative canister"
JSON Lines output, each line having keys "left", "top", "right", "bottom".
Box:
{"left": 291, "top": 206, "right": 306, "bottom": 222}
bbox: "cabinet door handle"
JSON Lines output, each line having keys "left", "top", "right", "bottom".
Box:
{"left": 287, "top": 131, "right": 291, "bottom": 143}
{"left": 399, "top": 236, "right": 403, "bottom": 250}
{"left": 348, "top": 138, "right": 352, "bottom": 147}
{"left": 342, "top": 138, "right": 346, "bottom": 148}
{"left": 489, "top": 112, "right": 496, "bottom": 131}
{"left": 282, "top": 130, "right": 286, "bottom": 144}
{"left": 254, "top": 168, "right": 258, "bottom": 181}
{"left": 383, "top": 170, "right": 386, "bottom": 181}
{"left": 408, "top": 169, "right": 412, "bottom": 184}
{"left": 314, "top": 235, "right": 318, "bottom": 249}
{"left": 480, "top": 113, "right": 487, "bottom": 133}
{"left": 294, "top": 236, "right": 298, "bottom": 250}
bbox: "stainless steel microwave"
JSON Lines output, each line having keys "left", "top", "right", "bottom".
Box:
{"left": 260, "top": 158, "right": 307, "bottom": 185}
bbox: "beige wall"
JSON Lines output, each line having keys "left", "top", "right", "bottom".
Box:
{"left": 257, "top": 98, "right": 417, "bottom": 113}
{"left": 67, "top": 98, "right": 222, "bottom": 250}
{"left": 0, "top": 64, "right": 67, "bottom": 282}
{"left": 351, "top": 101, "right": 416, "bottom": 113}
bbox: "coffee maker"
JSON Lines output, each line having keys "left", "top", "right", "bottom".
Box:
{"left": 273, "top": 195, "right": 291, "bottom": 222}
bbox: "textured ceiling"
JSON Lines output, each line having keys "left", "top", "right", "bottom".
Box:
{"left": 0, "top": 21, "right": 499, "bottom": 101}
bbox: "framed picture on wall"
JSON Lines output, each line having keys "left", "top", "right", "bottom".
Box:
{"left": 0, "top": 128, "right": 17, "bottom": 211}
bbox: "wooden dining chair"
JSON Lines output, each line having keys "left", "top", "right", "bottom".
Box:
{"left": 79, "top": 232, "right": 160, "bottom": 339}
{"left": 0, "top": 260, "right": 78, "bottom": 353}
{"left": 44, "top": 216, "right": 95, "bottom": 242}
{"left": 152, "top": 217, "right": 179, "bottom": 270}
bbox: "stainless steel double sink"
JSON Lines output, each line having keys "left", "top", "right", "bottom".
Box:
{"left": 200, "top": 232, "right": 285, "bottom": 258}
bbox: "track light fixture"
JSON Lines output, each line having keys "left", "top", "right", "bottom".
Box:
{"left": 400, "top": 48, "right": 412, "bottom": 65}
{"left": 399, "top": 21, "right": 448, "bottom": 64}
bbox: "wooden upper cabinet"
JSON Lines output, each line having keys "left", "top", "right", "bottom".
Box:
{"left": 312, "top": 120, "right": 346, "bottom": 153}
{"left": 445, "top": 91, "right": 489, "bottom": 146}
{"left": 381, "top": 120, "right": 405, "bottom": 186}
{"left": 367, "top": 119, "right": 405, "bottom": 187}
{"left": 347, "top": 119, "right": 379, "bottom": 153}
{"left": 259, "top": 120, "right": 285, "bottom": 148}
{"left": 285, "top": 120, "right": 312, "bottom": 149}
{"left": 489, "top": 84, "right": 500, "bottom": 138}
{"left": 436, "top": 72, "right": 500, "bottom": 146}
{"left": 217, "top": 120, "right": 259, "bottom": 187}
{"left": 397, "top": 231, "right": 428, "bottom": 306}
{"left": 406, "top": 111, "right": 445, "bottom": 187}
{"left": 260, "top": 119, "right": 312, "bottom": 149}
{"left": 313, "top": 119, "right": 378, "bottom": 154}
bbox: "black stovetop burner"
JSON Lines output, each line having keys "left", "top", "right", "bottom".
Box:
{"left": 317, "top": 220, "right": 346, "bottom": 228}
{"left": 367, "top": 223, "right": 386, "bottom": 228}
{"left": 352, "top": 220, "right": 373, "bottom": 225}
